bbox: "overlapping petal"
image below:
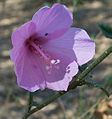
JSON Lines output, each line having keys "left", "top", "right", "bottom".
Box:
{"left": 45, "top": 60, "right": 78, "bottom": 91}
{"left": 11, "top": 21, "right": 36, "bottom": 62}
{"left": 11, "top": 21, "right": 36, "bottom": 48}
{"left": 36, "top": 51, "right": 78, "bottom": 91}
{"left": 41, "top": 28, "right": 79, "bottom": 90}
{"left": 14, "top": 49, "right": 46, "bottom": 92}
{"left": 32, "top": 3, "right": 73, "bottom": 39}
{"left": 42, "top": 28, "right": 77, "bottom": 58}
{"left": 13, "top": 28, "right": 79, "bottom": 92}
{"left": 14, "top": 46, "right": 78, "bottom": 92}
{"left": 73, "top": 28, "right": 95, "bottom": 65}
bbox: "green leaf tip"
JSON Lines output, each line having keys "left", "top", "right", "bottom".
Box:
{"left": 99, "top": 23, "right": 112, "bottom": 39}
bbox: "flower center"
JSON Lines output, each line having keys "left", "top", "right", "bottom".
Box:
{"left": 31, "top": 42, "right": 49, "bottom": 61}
{"left": 25, "top": 34, "right": 49, "bottom": 61}
{"left": 25, "top": 34, "right": 61, "bottom": 74}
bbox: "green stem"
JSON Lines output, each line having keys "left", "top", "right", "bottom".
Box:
{"left": 28, "top": 92, "right": 33, "bottom": 112}
{"left": 23, "top": 46, "right": 112, "bottom": 119}
{"left": 23, "top": 92, "right": 33, "bottom": 119}
{"left": 22, "top": 81, "right": 79, "bottom": 119}
{"left": 22, "top": 92, "right": 65, "bottom": 119}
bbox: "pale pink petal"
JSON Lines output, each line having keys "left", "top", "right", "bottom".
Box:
{"left": 32, "top": 6, "right": 49, "bottom": 24}
{"left": 32, "top": 3, "right": 73, "bottom": 39}
{"left": 36, "top": 50, "right": 78, "bottom": 91}
{"left": 11, "top": 21, "right": 36, "bottom": 48}
{"left": 14, "top": 48, "right": 46, "bottom": 92}
{"left": 40, "top": 28, "right": 79, "bottom": 91}
{"left": 13, "top": 44, "right": 78, "bottom": 91}
{"left": 73, "top": 28, "right": 95, "bottom": 65}
{"left": 46, "top": 61, "right": 78, "bottom": 91}
{"left": 11, "top": 21, "right": 36, "bottom": 62}
{"left": 42, "top": 28, "right": 77, "bottom": 58}
{"left": 10, "top": 46, "right": 25, "bottom": 63}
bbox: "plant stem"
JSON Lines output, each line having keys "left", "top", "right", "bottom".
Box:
{"left": 22, "top": 92, "right": 33, "bottom": 119}
{"left": 28, "top": 92, "right": 33, "bottom": 112}
{"left": 23, "top": 46, "right": 112, "bottom": 119}
{"left": 22, "top": 92, "right": 65, "bottom": 119}
{"left": 23, "top": 82, "right": 80, "bottom": 119}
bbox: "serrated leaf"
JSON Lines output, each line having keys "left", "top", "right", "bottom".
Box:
{"left": 99, "top": 23, "right": 112, "bottom": 39}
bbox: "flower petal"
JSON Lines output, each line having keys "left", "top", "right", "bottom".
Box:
{"left": 11, "top": 21, "right": 36, "bottom": 48}
{"left": 42, "top": 28, "right": 77, "bottom": 58}
{"left": 32, "top": 3, "right": 73, "bottom": 39}
{"left": 36, "top": 50, "right": 78, "bottom": 91}
{"left": 11, "top": 21, "right": 36, "bottom": 62}
{"left": 46, "top": 61, "right": 78, "bottom": 91}
{"left": 73, "top": 28, "right": 95, "bottom": 65}
{"left": 12, "top": 44, "right": 78, "bottom": 92}
{"left": 14, "top": 49, "right": 46, "bottom": 92}
{"left": 41, "top": 28, "right": 79, "bottom": 91}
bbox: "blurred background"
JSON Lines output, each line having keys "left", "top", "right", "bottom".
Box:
{"left": 0, "top": 0, "right": 112, "bottom": 119}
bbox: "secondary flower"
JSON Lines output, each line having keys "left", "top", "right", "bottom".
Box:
{"left": 10, "top": 3, "right": 95, "bottom": 92}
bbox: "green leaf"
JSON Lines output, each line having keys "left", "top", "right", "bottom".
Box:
{"left": 73, "top": 0, "right": 83, "bottom": 6}
{"left": 85, "top": 80, "right": 110, "bottom": 97}
{"left": 99, "top": 23, "right": 112, "bottom": 39}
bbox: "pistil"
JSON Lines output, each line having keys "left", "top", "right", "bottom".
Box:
{"left": 31, "top": 42, "right": 49, "bottom": 62}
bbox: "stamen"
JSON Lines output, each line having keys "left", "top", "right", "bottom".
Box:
{"left": 31, "top": 42, "right": 49, "bottom": 61}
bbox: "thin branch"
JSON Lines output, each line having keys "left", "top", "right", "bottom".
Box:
{"left": 28, "top": 92, "right": 33, "bottom": 112}
{"left": 23, "top": 46, "right": 112, "bottom": 119}
{"left": 23, "top": 92, "right": 33, "bottom": 119}
{"left": 22, "top": 92, "right": 66, "bottom": 119}
{"left": 77, "top": 99, "right": 101, "bottom": 119}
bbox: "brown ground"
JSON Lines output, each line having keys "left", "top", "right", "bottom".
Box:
{"left": 0, "top": 0, "right": 112, "bottom": 119}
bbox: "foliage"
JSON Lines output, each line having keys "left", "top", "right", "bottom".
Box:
{"left": 73, "top": 0, "right": 83, "bottom": 6}
{"left": 99, "top": 23, "right": 112, "bottom": 39}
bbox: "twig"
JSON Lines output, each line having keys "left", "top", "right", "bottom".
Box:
{"left": 22, "top": 46, "right": 112, "bottom": 119}
{"left": 23, "top": 92, "right": 33, "bottom": 119}
{"left": 28, "top": 92, "right": 33, "bottom": 112}
{"left": 57, "top": 98, "right": 68, "bottom": 119}
{"left": 22, "top": 92, "right": 65, "bottom": 119}
{"left": 77, "top": 99, "right": 101, "bottom": 119}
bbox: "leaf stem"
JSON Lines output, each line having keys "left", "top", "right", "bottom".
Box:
{"left": 23, "top": 46, "right": 112, "bottom": 119}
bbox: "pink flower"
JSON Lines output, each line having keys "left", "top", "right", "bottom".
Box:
{"left": 10, "top": 3, "right": 95, "bottom": 92}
